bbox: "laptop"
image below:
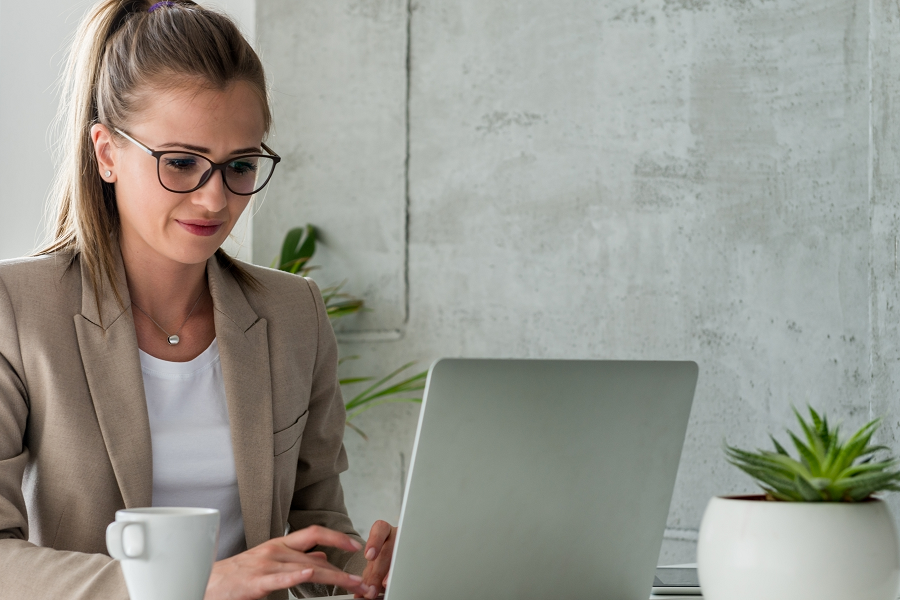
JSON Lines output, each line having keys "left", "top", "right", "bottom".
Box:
{"left": 383, "top": 359, "right": 698, "bottom": 600}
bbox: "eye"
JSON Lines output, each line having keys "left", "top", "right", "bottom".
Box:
{"left": 227, "top": 159, "right": 259, "bottom": 176}
{"left": 163, "top": 156, "right": 201, "bottom": 172}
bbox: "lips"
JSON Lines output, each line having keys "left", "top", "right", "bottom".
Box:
{"left": 177, "top": 219, "right": 224, "bottom": 237}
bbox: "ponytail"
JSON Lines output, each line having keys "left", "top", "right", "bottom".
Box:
{"left": 39, "top": 0, "right": 266, "bottom": 312}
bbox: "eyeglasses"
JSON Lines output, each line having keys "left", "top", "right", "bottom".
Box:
{"left": 114, "top": 128, "right": 281, "bottom": 196}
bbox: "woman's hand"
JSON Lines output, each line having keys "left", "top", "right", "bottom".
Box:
{"left": 204, "top": 525, "right": 375, "bottom": 600}
{"left": 355, "top": 520, "right": 398, "bottom": 599}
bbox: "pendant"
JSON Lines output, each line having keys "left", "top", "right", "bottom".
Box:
{"left": 167, "top": 334, "right": 180, "bottom": 345}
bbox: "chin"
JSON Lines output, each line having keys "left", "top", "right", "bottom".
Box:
{"left": 169, "top": 243, "right": 224, "bottom": 266}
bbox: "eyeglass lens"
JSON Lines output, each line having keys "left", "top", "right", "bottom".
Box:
{"left": 159, "top": 153, "right": 276, "bottom": 195}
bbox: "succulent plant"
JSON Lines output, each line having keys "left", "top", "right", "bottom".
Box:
{"left": 726, "top": 406, "right": 900, "bottom": 502}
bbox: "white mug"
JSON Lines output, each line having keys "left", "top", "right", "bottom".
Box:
{"left": 106, "top": 507, "right": 220, "bottom": 600}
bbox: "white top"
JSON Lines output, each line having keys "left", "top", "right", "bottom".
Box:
{"left": 139, "top": 339, "right": 246, "bottom": 560}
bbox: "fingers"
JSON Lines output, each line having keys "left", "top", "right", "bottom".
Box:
{"left": 247, "top": 541, "right": 334, "bottom": 569}
{"left": 364, "top": 520, "right": 393, "bottom": 561}
{"left": 205, "top": 532, "right": 373, "bottom": 600}
{"left": 281, "top": 566, "right": 373, "bottom": 597}
{"left": 279, "top": 550, "right": 332, "bottom": 569}
{"left": 282, "top": 525, "right": 363, "bottom": 554}
{"left": 358, "top": 524, "right": 396, "bottom": 599}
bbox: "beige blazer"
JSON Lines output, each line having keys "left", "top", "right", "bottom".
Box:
{"left": 0, "top": 250, "right": 366, "bottom": 600}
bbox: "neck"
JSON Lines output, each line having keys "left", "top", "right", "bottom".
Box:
{"left": 120, "top": 236, "right": 210, "bottom": 322}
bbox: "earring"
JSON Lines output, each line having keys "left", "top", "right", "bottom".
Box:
{"left": 104, "top": 170, "right": 111, "bottom": 178}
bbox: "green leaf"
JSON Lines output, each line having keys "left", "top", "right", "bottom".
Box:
{"left": 831, "top": 469, "right": 900, "bottom": 496}
{"left": 763, "top": 487, "right": 799, "bottom": 502}
{"left": 821, "top": 427, "right": 841, "bottom": 478}
{"left": 788, "top": 431, "right": 822, "bottom": 475}
{"left": 278, "top": 225, "right": 317, "bottom": 273}
{"left": 808, "top": 405, "right": 824, "bottom": 434}
{"left": 836, "top": 459, "right": 899, "bottom": 480}
{"left": 725, "top": 447, "right": 798, "bottom": 479}
{"left": 843, "top": 475, "right": 900, "bottom": 502}
{"left": 339, "top": 376, "right": 376, "bottom": 386}
{"left": 346, "top": 397, "right": 423, "bottom": 422}
{"left": 327, "top": 302, "right": 365, "bottom": 321}
{"left": 345, "top": 420, "right": 369, "bottom": 441}
{"left": 793, "top": 406, "right": 825, "bottom": 458}
{"left": 832, "top": 420, "right": 880, "bottom": 473}
{"left": 732, "top": 464, "right": 803, "bottom": 499}
{"left": 340, "top": 363, "right": 427, "bottom": 437}
{"left": 280, "top": 227, "right": 303, "bottom": 266}
{"left": 344, "top": 363, "right": 423, "bottom": 411}
{"left": 793, "top": 472, "right": 826, "bottom": 501}
{"left": 770, "top": 435, "right": 790, "bottom": 456}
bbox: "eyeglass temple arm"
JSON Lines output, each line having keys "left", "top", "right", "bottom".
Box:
{"left": 261, "top": 142, "right": 280, "bottom": 159}
{"left": 117, "top": 127, "right": 279, "bottom": 160}
{"left": 114, "top": 128, "right": 154, "bottom": 156}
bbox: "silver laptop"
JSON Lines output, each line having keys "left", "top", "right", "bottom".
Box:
{"left": 384, "top": 359, "right": 698, "bottom": 600}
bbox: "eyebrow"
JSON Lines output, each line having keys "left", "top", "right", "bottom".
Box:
{"left": 157, "top": 142, "right": 263, "bottom": 155}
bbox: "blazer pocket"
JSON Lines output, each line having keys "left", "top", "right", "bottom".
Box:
{"left": 273, "top": 410, "right": 309, "bottom": 456}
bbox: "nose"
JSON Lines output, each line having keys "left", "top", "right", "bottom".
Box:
{"left": 190, "top": 167, "right": 229, "bottom": 213}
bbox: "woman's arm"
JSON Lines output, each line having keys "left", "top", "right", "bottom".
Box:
{"left": 287, "top": 278, "right": 367, "bottom": 597}
{"left": 0, "top": 274, "right": 129, "bottom": 599}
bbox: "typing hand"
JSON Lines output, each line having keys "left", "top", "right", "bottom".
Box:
{"left": 355, "top": 520, "right": 397, "bottom": 599}
{"left": 204, "top": 525, "right": 375, "bottom": 600}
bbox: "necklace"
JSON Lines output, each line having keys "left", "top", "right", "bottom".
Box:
{"left": 131, "top": 289, "right": 205, "bottom": 346}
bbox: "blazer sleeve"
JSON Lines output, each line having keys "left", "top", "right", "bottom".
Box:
{"left": 0, "top": 275, "right": 128, "bottom": 599}
{"left": 288, "top": 278, "right": 366, "bottom": 598}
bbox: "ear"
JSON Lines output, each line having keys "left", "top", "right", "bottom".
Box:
{"left": 90, "top": 123, "right": 119, "bottom": 182}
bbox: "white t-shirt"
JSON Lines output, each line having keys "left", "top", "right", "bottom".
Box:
{"left": 139, "top": 338, "right": 246, "bottom": 561}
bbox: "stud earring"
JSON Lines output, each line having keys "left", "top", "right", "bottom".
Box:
{"left": 104, "top": 170, "right": 111, "bottom": 178}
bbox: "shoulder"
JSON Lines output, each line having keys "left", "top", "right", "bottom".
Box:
{"left": 0, "top": 253, "right": 79, "bottom": 297}
{"left": 232, "top": 259, "right": 319, "bottom": 298}
{"left": 221, "top": 258, "right": 332, "bottom": 362}
{"left": 224, "top": 257, "right": 325, "bottom": 319}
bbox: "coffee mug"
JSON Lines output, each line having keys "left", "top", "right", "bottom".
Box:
{"left": 106, "top": 507, "right": 220, "bottom": 600}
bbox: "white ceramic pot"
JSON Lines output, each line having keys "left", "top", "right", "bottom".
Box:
{"left": 697, "top": 495, "right": 900, "bottom": 600}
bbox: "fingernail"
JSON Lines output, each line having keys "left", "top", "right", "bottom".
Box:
{"left": 301, "top": 568, "right": 313, "bottom": 578}
{"left": 348, "top": 575, "right": 363, "bottom": 583}
{"left": 365, "top": 548, "right": 376, "bottom": 560}
{"left": 351, "top": 539, "right": 363, "bottom": 550}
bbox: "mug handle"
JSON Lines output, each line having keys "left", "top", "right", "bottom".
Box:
{"left": 106, "top": 521, "right": 146, "bottom": 560}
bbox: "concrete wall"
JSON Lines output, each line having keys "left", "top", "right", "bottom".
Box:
{"left": 256, "top": 0, "right": 886, "bottom": 564}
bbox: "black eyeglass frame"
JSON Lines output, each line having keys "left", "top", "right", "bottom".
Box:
{"left": 114, "top": 128, "right": 282, "bottom": 196}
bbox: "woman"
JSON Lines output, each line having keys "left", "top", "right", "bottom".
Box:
{"left": 0, "top": 2, "right": 395, "bottom": 599}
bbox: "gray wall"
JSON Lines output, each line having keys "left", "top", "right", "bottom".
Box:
{"left": 256, "top": 0, "right": 890, "bottom": 563}
{"left": 0, "top": 1, "right": 81, "bottom": 258}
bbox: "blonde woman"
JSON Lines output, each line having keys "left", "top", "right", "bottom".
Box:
{"left": 0, "top": 2, "right": 396, "bottom": 598}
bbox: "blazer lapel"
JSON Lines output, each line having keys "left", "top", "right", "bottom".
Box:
{"left": 207, "top": 256, "right": 274, "bottom": 550}
{"left": 74, "top": 251, "right": 153, "bottom": 509}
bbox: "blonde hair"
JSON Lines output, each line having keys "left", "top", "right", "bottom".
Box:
{"left": 40, "top": 0, "right": 267, "bottom": 307}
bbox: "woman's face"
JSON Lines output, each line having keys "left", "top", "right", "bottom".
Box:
{"left": 92, "top": 80, "right": 267, "bottom": 268}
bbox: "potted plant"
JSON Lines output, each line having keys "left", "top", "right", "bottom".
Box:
{"left": 697, "top": 407, "right": 900, "bottom": 600}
